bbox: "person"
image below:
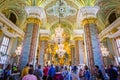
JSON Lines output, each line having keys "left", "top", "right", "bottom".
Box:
{"left": 71, "top": 66, "right": 79, "bottom": 80}
{"left": 22, "top": 68, "right": 37, "bottom": 80}
{"left": 94, "top": 65, "right": 104, "bottom": 80}
{"left": 0, "top": 65, "right": 3, "bottom": 80}
{"left": 53, "top": 66, "right": 63, "bottom": 80}
{"left": 3, "top": 64, "right": 12, "bottom": 80}
{"left": 12, "top": 64, "right": 18, "bottom": 73}
{"left": 34, "top": 65, "right": 43, "bottom": 80}
{"left": 62, "top": 66, "right": 71, "bottom": 80}
{"left": 42, "top": 65, "right": 49, "bottom": 80}
{"left": 47, "top": 64, "right": 55, "bottom": 80}
{"left": 108, "top": 65, "right": 118, "bottom": 80}
{"left": 79, "top": 69, "right": 84, "bottom": 80}
{"left": 21, "top": 63, "right": 30, "bottom": 78}
{"left": 84, "top": 66, "right": 90, "bottom": 80}
{"left": 11, "top": 64, "right": 19, "bottom": 80}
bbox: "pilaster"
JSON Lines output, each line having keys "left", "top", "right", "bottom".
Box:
{"left": 77, "top": 6, "right": 105, "bottom": 76}
{"left": 38, "top": 29, "right": 50, "bottom": 67}
{"left": 19, "top": 6, "right": 46, "bottom": 69}
{"left": 70, "top": 40, "right": 75, "bottom": 65}
{"left": 74, "top": 30, "right": 84, "bottom": 65}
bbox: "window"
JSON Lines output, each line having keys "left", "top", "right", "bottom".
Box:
{"left": 9, "top": 13, "right": 17, "bottom": 24}
{"left": 0, "top": 36, "right": 10, "bottom": 64}
{"left": 116, "top": 38, "right": 120, "bottom": 54}
{"left": 108, "top": 12, "right": 117, "bottom": 24}
{"left": 0, "top": 36, "right": 10, "bottom": 54}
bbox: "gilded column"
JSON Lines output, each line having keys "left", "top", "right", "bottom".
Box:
{"left": 38, "top": 30, "right": 50, "bottom": 67}
{"left": 28, "top": 21, "right": 39, "bottom": 64}
{"left": 75, "top": 37, "right": 85, "bottom": 65}
{"left": 38, "top": 36, "right": 48, "bottom": 68}
{"left": 74, "top": 30, "right": 85, "bottom": 65}
{"left": 9, "top": 38, "right": 18, "bottom": 64}
{"left": 75, "top": 40, "right": 79, "bottom": 65}
{"left": 77, "top": 6, "right": 105, "bottom": 76}
{"left": 19, "top": 6, "right": 46, "bottom": 69}
{"left": 102, "top": 38, "right": 115, "bottom": 66}
{"left": 111, "top": 38, "right": 120, "bottom": 65}
{"left": 45, "top": 43, "right": 52, "bottom": 64}
{"left": 70, "top": 40, "right": 75, "bottom": 65}
{"left": 74, "top": 37, "right": 84, "bottom": 65}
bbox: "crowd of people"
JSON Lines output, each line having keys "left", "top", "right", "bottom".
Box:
{"left": 0, "top": 63, "right": 119, "bottom": 80}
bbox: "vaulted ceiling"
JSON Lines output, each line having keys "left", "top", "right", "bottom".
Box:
{"left": 0, "top": 0, "right": 120, "bottom": 33}
{"left": 96, "top": 0, "right": 120, "bottom": 30}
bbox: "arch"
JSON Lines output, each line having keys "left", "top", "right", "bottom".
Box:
{"left": 108, "top": 12, "right": 117, "bottom": 24}
{"left": 9, "top": 12, "right": 17, "bottom": 24}
{"left": 49, "top": 20, "right": 73, "bottom": 35}
{"left": 49, "top": 20, "right": 73, "bottom": 41}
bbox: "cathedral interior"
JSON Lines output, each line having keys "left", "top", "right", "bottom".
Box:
{"left": 0, "top": 0, "right": 120, "bottom": 72}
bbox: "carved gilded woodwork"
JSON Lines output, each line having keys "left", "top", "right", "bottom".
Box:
{"left": 27, "top": 18, "right": 42, "bottom": 26}
{"left": 82, "top": 18, "right": 97, "bottom": 26}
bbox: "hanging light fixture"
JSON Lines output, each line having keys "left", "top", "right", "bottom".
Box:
{"left": 53, "top": 0, "right": 66, "bottom": 57}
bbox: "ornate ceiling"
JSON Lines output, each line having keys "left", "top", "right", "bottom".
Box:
{"left": 0, "top": 0, "right": 120, "bottom": 33}
{"left": 96, "top": 0, "right": 120, "bottom": 31}
{"left": 0, "top": 0, "right": 26, "bottom": 28}
{"left": 0, "top": 0, "right": 95, "bottom": 28}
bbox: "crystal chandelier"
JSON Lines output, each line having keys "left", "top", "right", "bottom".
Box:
{"left": 56, "top": 44, "right": 66, "bottom": 57}
{"left": 53, "top": 0, "right": 66, "bottom": 57}
{"left": 54, "top": 27, "right": 66, "bottom": 57}
{"left": 54, "top": 26, "right": 64, "bottom": 44}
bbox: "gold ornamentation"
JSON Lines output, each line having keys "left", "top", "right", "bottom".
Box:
{"left": 27, "top": 18, "right": 42, "bottom": 26}
{"left": 81, "top": 18, "right": 97, "bottom": 26}
{"left": 70, "top": 45, "right": 75, "bottom": 48}
{"left": 8, "top": 28, "right": 14, "bottom": 33}
{"left": 74, "top": 37, "right": 83, "bottom": 40}
{"left": 0, "top": 30, "right": 3, "bottom": 36}
{"left": 40, "top": 36, "right": 49, "bottom": 41}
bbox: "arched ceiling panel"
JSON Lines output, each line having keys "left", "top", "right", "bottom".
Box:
{"left": 0, "top": 0, "right": 26, "bottom": 29}
{"left": 96, "top": 0, "right": 120, "bottom": 30}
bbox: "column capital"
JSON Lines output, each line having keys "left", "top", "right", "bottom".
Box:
{"left": 77, "top": 6, "right": 99, "bottom": 25}
{"left": 25, "top": 6, "right": 46, "bottom": 25}
{"left": 40, "top": 36, "right": 49, "bottom": 41}
{"left": 26, "top": 18, "right": 42, "bottom": 25}
{"left": 40, "top": 29, "right": 50, "bottom": 41}
{"left": 70, "top": 40, "right": 75, "bottom": 46}
{"left": 73, "top": 30, "right": 83, "bottom": 40}
{"left": 74, "top": 37, "right": 83, "bottom": 41}
{"left": 82, "top": 18, "right": 97, "bottom": 26}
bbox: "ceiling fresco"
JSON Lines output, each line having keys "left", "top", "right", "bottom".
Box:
{"left": 1, "top": 0, "right": 120, "bottom": 33}
{"left": 46, "top": 0, "right": 77, "bottom": 18}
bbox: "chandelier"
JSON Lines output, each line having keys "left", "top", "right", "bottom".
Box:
{"left": 56, "top": 44, "right": 66, "bottom": 57}
{"left": 53, "top": 0, "right": 66, "bottom": 57}
{"left": 54, "top": 25, "right": 64, "bottom": 44}
{"left": 54, "top": 26, "right": 66, "bottom": 57}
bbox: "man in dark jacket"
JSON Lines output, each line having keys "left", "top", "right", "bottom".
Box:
{"left": 94, "top": 65, "right": 104, "bottom": 80}
{"left": 108, "top": 65, "right": 118, "bottom": 80}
